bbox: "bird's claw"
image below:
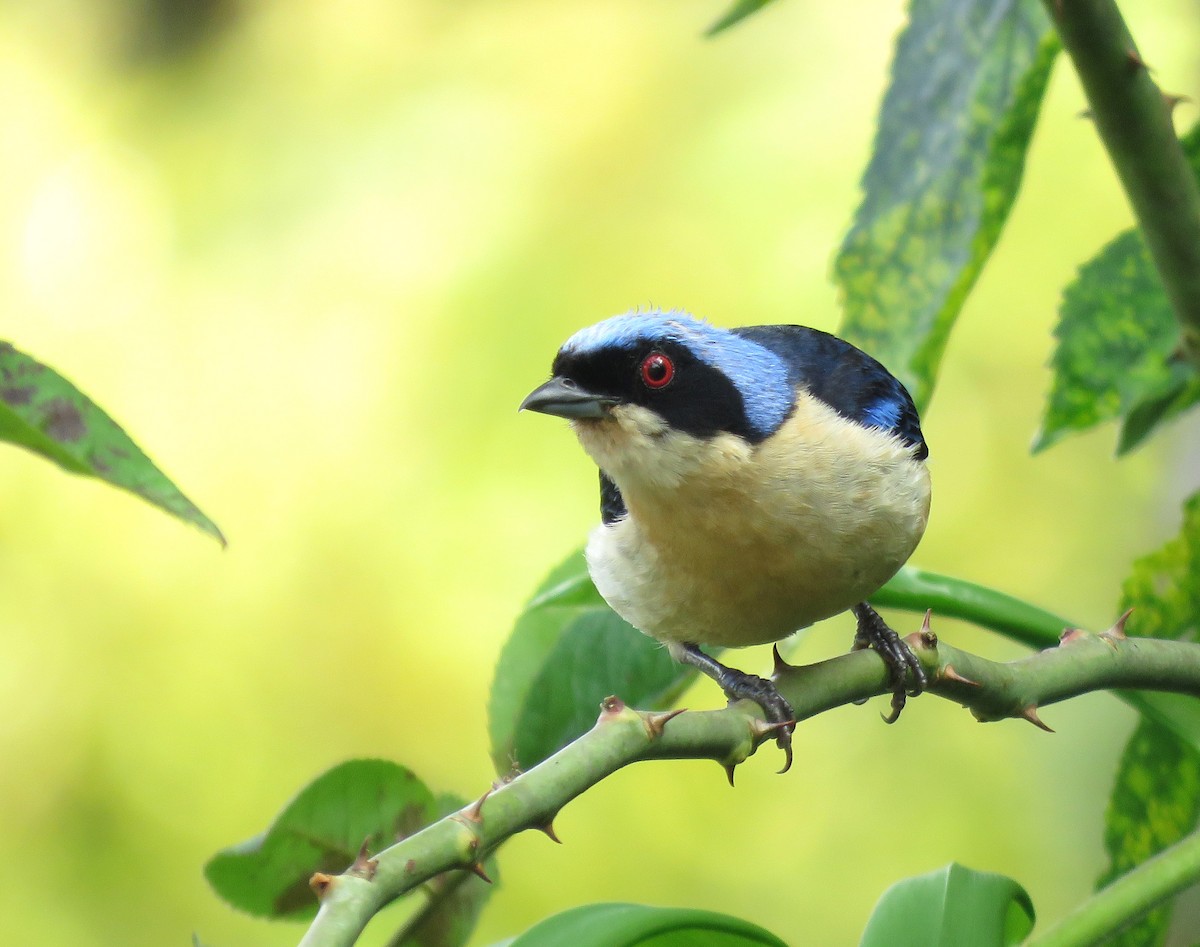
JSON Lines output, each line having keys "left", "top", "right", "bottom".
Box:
{"left": 674, "top": 643, "right": 797, "bottom": 773}
{"left": 852, "top": 602, "right": 926, "bottom": 723}
{"left": 720, "top": 670, "right": 796, "bottom": 773}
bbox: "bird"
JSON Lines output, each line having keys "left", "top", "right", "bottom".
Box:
{"left": 520, "top": 308, "right": 931, "bottom": 771}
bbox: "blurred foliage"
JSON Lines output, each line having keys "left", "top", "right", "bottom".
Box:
{"left": 1, "top": 0, "right": 1197, "bottom": 946}
{"left": 120, "top": 0, "right": 241, "bottom": 64}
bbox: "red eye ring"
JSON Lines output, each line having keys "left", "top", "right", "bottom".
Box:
{"left": 640, "top": 352, "right": 674, "bottom": 389}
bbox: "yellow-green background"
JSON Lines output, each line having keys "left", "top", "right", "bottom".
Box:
{"left": 1, "top": 1, "right": 1197, "bottom": 944}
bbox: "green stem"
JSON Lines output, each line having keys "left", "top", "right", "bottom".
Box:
{"left": 1025, "top": 830, "right": 1200, "bottom": 947}
{"left": 875, "top": 568, "right": 1200, "bottom": 754}
{"left": 873, "top": 567, "right": 1069, "bottom": 649}
{"left": 298, "top": 632, "right": 1200, "bottom": 946}
{"left": 1044, "top": 0, "right": 1200, "bottom": 360}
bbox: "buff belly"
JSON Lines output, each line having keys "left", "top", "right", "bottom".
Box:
{"left": 578, "top": 392, "right": 931, "bottom": 648}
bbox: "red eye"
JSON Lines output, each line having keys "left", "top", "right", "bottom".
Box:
{"left": 640, "top": 352, "right": 674, "bottom": 389}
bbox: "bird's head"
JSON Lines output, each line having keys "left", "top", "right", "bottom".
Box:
{"left": 520, "top": 309, "right": 795, "bottom": 487}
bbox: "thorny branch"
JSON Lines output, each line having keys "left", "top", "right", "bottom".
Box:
{"left": 297, "top": 612, "right": 1200, "bottom": 947}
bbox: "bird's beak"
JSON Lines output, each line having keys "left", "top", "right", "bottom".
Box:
{"left": 519, "top": 376, "right": 617, "bottom": 419}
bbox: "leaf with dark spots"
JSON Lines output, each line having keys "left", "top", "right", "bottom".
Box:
{"left": 0, "top": 386, "right": 34, "bottom": 406}
{"left": 1097, "top": 719, "right": 1200, "bottom": 947}
{"left": 1037, "top": 126, "right": 1200, "bottom": 455}
{"left": 206, "top": 759, "right": 437, "bottom": 920}
{"left": 0, "top": 341, "right": 223, "bottom": 544}
{"left": 835, "top": 0, "right": 1057, "bottom": 409}
{"left": 1095, "top": 491, "right": 1200, "bottom": 945}
{"left": 272, "top": 849, "right": 352, "bottom": 916}
{"left": 43, "top": 398, "right": 87, "bottom": 442}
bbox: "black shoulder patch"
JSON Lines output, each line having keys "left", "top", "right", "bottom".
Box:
{"left": 732, "top": 325, "right": 929, "bottom": 460}
{"left": 599, "top": 471, "right": 627, "bottom": 525}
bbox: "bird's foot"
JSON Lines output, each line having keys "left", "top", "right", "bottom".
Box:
{"left": 673, "top": 643, "right": 796, "bottom": 773}
{"left": 851, "top": 602, "right": 926, "bottom": 723}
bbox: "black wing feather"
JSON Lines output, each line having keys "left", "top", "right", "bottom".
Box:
{"left": 600, "top": 471, "right": 627, "bottom": 524}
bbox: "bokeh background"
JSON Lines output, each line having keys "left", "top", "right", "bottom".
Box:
{"left": 2, "top": 1, "right": 1199, "bottom": 944}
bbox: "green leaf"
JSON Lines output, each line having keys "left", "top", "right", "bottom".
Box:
{"left": 0, "top": 341, "right": 224, "bottom": 544}
{"left": 1120, "top": 490, "right": 1200, "bottom": 645}
{"left": 860, "top": 863, "right": 1034, "bottom": 947}
{"left": 1036, "top": 234, "right": 1200, "bottom": 456}
{"left": 488, "top": 550, "right": 694, "bottom": 773}
{"left": 508, "top": 903, "right": 787, "bottom": 947}
{"left": 1037, "top": 126, "right": 1200, "bottom": 455}
{"left": 1096, "top": 720, "right": 1200, "bottom": 947}
{"left": 205, "top": 759, "right": 436, "bottom": 920}
{"left": 1096, "top": 491, "right": 1200, "bottom": 945}
{"left": 835, "top": 0, "right": 1057, "bottom": 408}
{"left": 704, "top": 0, "right": 778, "bottom": 36}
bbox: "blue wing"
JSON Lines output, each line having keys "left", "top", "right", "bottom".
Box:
{"left": 733, "top": 325, "right": 928, "bottom": 460}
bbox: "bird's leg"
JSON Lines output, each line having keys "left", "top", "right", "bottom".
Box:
{"left": 850, "top": 602, "right": 926, "bottom": 723}
{"left": 671, "top": 642, "right": 796, "bottom": 773}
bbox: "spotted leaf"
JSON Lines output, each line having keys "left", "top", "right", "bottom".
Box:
{"left": 0, "top": 341, "right": 223, "bottom": 543}
{"left": 836, "top": 0, "right": 1057, "bottom": 408}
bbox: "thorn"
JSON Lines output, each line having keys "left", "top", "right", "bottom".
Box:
{"left": 940, "top": 664, "right": 980, "bottom": 687}
{"left": 1021, "top": 705, "right": 1055, "bottom": 733}
{"left": 600, "top": 695, "right": 625, "bottom": 716}
{"left": 462, "top": 786, "right": 493, "bottom": 824}
{"left": 350, "top": 838, "right": 378, "bottom": 880}
{"left": 1077, "top": 108, "right": 1094, "bottom": 121}
{"left": 310, "top": 872, "right": 335, "bottom": 899}
{"left": 1164, "top": 92, "right": 1192, "bottom": 116}
{"left": 723, "top": 763, "right": 737, "bottom": 787}
{"left": 467, "top": 862, "right": 493, "bottom": 884}
{"left": 1059, "top": 627, "right": 1090, "bottom": 645}
{"left": 536, "top": 820, "right": 562, "bottom": 844}
{"left": 404, "top": 859, "right": 417, "bottom": 874}
{"left": 772, "top": 644, "right": 796, "bottom": 676}
{"left": 1105, "top": 608, "right": 1133, "bottom": 640}
{"left": 1126, "top": 48, "right": 1150, "bottom": 72}
{"left": 750, "top": 718, "right": 796, "bottom": 740}
{"left": 920, "top": 609, "right": 937, "bottom": 647}
{"left": 643, "top": 707, "right": 686, "bottom": 738}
